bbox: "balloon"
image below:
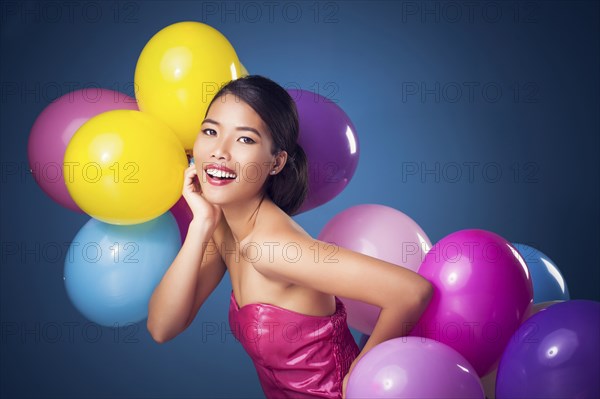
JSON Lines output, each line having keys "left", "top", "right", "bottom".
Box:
{"left": 63, "top": 212, "right": 181, "bottom": 327}
{"left": 512, "top": 243, "right": 570, "bottom": 303}
{"left": 410, "top": 229, "right": 533, "bottom": 377}
{"left": 63, "top": 110, "right": 188, "bottom": 225}
{"left": 481, "top": 299, "right": 565, "bottom": 399}
{"left": 287, "top": 89, "right": 359, "bottom": 213}
{"left": 346, "top": 337, "right": 484, "bottom": 398}
{"left": 170, "top": 195, "right": 193, "bottom": 243}
{"left": 318, "top": 204, "right": 432, "bottom": 335}
{"left": 496, "top": 300, "right": 600, "bottom": 399}
{"left": 27, "top": 89, "right": 138, "bottom": 212}
{"left": 134, "top": 21, "right": 243, "bottom": 149}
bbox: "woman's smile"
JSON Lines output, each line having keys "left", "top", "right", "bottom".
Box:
{"left": 203, "top": 163, "right": 238, "bottom": 186}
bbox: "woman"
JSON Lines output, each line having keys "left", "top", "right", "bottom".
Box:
{"left": 147, "top": 75, "right": 433, "bottom": 398}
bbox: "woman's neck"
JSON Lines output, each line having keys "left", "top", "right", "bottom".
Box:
{"left": 220, "top": 194, "right": 268, "bottom": 244}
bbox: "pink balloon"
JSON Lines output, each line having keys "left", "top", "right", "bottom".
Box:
{"left": 27, "top": 89, "right": 138, "bottom": 212}
{"left": 410, "top": 229, "right": 533, "bottom": 377}
{"left": 318, "top": 204, "right": 432, "bottom": 335}
{"left": 169, "top": 195, "right": 193, "bottom": 243}
{"left": 346, "top": 336, "right": 484, "bottom": 398}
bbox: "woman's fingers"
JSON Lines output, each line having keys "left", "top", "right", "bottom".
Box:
{"left": 183, "top": 165, "right": 200, "bottom": 194}
{"left": 183, "top": 166, "right": 195, "bottom": 186}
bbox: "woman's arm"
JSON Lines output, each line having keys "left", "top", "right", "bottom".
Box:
{"left": 249, "top": 231, "right": 433, "bottom": 363}
{"left": 147, "top": 220, "right": 227, "bottom": 343}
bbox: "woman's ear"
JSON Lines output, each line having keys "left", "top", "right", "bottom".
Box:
{"left": 273, "top": 150, "right": 288, "bottom": 174}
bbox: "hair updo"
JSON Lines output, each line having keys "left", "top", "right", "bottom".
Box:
{"left": 205, "top": 75, "right": 309, "bottom": 216}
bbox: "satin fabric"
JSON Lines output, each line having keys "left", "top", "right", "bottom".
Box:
{"left": 228, "top": 290, "right": 360, "bottom": 398}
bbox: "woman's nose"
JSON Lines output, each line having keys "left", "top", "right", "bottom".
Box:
{"left": 211, "top": 142, "right": 230, "bottom": 160}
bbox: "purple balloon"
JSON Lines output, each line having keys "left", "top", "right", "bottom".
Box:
{"left": 318, "top": 204, "right": 432, "bottom": 335}
{"left": 496, "top": 300, "right": 600, "bottom": 399}
{"left": 410, "top": 229, "right": 534, "bottom": 377}
{"left": 346, "top": 336, "right": 484, "bottom": 398}
{"left": 28, "top": 89, "right": 138, "bottom": 212}
{"left": 287, "top": 89, "right": 359, "bottom": 213}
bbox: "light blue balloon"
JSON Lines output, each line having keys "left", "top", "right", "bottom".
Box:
{"left": 63, "top": 212, "right": 181, "bottom": 327}
{"left": 512, "top": 243, "right": 570, "bottom": 303}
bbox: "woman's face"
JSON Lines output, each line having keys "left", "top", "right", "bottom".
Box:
{"left": 192, "top": 93, "right": 284, "bottom": 205}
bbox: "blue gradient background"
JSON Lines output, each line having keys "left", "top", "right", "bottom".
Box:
{"left": 1, "top": 1, "right": 598, "bottom": 398}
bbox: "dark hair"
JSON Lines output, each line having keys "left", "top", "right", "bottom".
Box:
{"left": 205, "top": 75, "right": 309, "bottom": 216}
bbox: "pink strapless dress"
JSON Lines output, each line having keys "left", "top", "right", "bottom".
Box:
{"left": 228, "top": 289, "right": 360, "bottom": 398}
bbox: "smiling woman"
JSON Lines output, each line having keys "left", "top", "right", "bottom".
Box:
{"left": 194, "top": 76, "right": 309, "bottom": 217}
{"left": 146, "top": 75, "right": 433, "bottom": 399}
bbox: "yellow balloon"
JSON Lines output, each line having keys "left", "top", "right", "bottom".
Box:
{"left": 134, "top": 21, "right": 243, "bottom": 150}
{"left": 63, "top": 110, "right": 188, "bottom": 225}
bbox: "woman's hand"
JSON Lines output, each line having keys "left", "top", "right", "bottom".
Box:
{"left": 182, "top": 164, "right": 222, "bottom": 232}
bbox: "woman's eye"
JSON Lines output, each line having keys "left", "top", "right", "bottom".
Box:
{"left": 239, "top": 137, "right": 256, "bottom": 144}
{"left": 202, "top": 129, "right": 216, "bottom": 136}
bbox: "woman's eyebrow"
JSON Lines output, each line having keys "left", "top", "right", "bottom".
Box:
{"left": 202, "top": 118, "right": 262, "bottom": 138}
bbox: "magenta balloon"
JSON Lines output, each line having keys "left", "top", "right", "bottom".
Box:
{"left": 346, "top": 336, "right": 484, "bottom": 398}
{"left": 287, "top": 89, "right": 359, "bottom": 213}
{"left": 410, "top": 229, "right": 533, "bottom": 377}
{"left": 169, "top": 195, "right": 193, "bottom": 243}
{"left": 318, "top": 204, "right": 432, "bottom": 335}
{"left": 27, "top": 89, "right": 138, "bottom": 212}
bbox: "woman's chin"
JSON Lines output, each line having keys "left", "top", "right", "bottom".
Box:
{"left": 200, "top": 190, "right": 231, "bottom": 206}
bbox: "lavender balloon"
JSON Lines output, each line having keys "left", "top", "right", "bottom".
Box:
{"left": 496, "top": 300, "right": 600, "bottom": 399}
{"left": 28, "top": 89, "right": 138, "bottom": 212}
{"left": 346, "top": 337, "right": 484, "bottom": 398}
{"left": 287, "top": 89, "right": 359, "bottom": 213}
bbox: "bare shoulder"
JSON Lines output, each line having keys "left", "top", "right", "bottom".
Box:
{"left": 238, "top": 200, "right": 314, "bottom": 279}
{"left": 242, "top": 200, "right": 309, "bottom": 247}
{"left": 242, "top": 201, "right": 433, "bottom": 308}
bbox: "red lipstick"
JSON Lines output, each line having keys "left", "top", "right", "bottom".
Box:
{"left": 203, "top": 163, "right": 237, "bottom": 186}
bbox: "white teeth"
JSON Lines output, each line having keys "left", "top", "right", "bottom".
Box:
{"left": 206, "top": 168, "right": 237, "bottom": 179}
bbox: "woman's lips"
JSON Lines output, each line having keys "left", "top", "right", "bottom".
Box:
{"left": 204, "top": 170, "right": 235, "bottom": 186}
